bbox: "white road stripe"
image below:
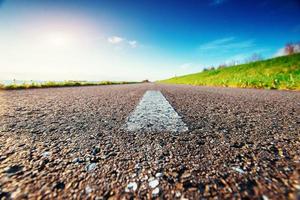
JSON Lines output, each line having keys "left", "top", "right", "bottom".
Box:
{"left": 124, "top": 90, "right": 188, "bottom": 132}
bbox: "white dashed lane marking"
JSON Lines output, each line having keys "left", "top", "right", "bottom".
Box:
{"left": 124, "top": 90, "right": 188, "bottom": 132}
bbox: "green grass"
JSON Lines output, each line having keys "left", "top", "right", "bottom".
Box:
{"left": 0, "top": 80, "right": 138, "bottom": 90}
{"left": 160, "top": 53, "right": 300, "bottom": 90}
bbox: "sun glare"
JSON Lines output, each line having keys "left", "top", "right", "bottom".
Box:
{"left": 45, "top": 32, "right": 71, "bottom": 47}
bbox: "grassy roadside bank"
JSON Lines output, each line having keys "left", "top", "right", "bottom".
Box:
{"left": 160, "top": 53, "right": 300, "bottom": 90}
{"left": 0, "top": 80, "right": 139, "bottom": 90}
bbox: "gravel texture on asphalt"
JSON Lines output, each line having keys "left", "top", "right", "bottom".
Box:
{"left": 0, "top": 83, "right": 299, "bottom": 199}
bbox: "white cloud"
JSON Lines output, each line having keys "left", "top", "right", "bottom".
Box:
{"left": 198, "top": 37, "right": 254, "bottom": 51}
{"left": 108, "top": 36, "right": 138, "bottom": 48}
{"left": 198, "top": 37, "right": 234, "bottom": 50}
{"left": 107, "top": 36, "right": 124, "bottom": 44}
{"left": 128, "top": 40, "right": 137, "bottom": 48}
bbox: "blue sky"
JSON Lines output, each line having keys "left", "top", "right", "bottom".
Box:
{"left": 0, "top": 0, "right": 300, "bottom": 81}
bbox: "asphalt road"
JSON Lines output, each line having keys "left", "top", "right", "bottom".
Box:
{"left": 0, "top": 83, "right": 299, "bottom": 199}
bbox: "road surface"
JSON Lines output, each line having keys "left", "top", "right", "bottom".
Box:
{"left": 0, "top": 83, "right": 299, "bottom": 199}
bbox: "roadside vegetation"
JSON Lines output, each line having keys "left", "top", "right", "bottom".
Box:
{"left": 160, "top": 52, "right": 300, "bottom": 90}
{"left": 0, "top": 80, "right": 138, "bottom": 90}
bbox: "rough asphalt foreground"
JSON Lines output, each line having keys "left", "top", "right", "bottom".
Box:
{"left": 0, "top": 83, "right": 299, "bottom": 200}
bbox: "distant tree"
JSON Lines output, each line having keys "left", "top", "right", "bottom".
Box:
{"left": 218, "top": 64, "right": 227, "bottom": 69}
{"left": 229, "top": 60, "right": 240, "bottom": 66}
{"left": 245, "top": 53, "right": 263, "bottom": 63}
{"left": 251, "top": 53, "right": 263, "bottom": 62}
{"left": 208, "top": 66, "right": 215, "bottom": 71}
{"left": 284, "top": 43, "right": 295, "bottom": 55}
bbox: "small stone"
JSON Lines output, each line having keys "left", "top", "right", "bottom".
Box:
{"left": 175, "top": 191, "right": 181, "bottom": 197}
{"left": 0, "top": 191, "right": 10, "bottom": 199}
{"left": 232, "top": 167, "right": 245, "bottom": 174}
{"left": 85, "top": 163, "right": 97, "bottom": 172}
{"left": 155, "top": 172, "right": 163, "bottom": 178}
{"left": 10, "top": 188, "right": 25, "bottom": 199}
{"left": 92, "top": 146, "right": 100, "bottom": 155}
{"left": 105, "top": 152, "right": 117, "bottom": 159}
{"left": 85, "top": 186, "right": 92, "bottom": 194}
{"left": 181, "top": 172, "right": 191, "bottom": 179}
{"left": 52, "top": 181, "right": 65, "bottom": 190}
{"left": 149, "top": 178, "right": 159, "bottom": 188}
{"left": 175, "top": 183, "right": 183, "bottom": 190}
{"left": 278, "top": 148, "right": 283, "bottom": 157}
{"left": 152, "top": 187, "right": 160, "bottom": 196}
{"left": 131, "top": 173, "right": 137, "bottom": 178}
{"left": 72, "top": 157, "right": 84, "bottom": 163}
{"left": 197, "top": 139, "right": 206, "bottom": 145}
{"left": 231, "top": 142, "right": 245, "bottom": 148}
{"left": 141, "top": 175, "right": 149, "bottom": 181}
{"left": 262, "top": 195, "right": 269, "bottom": 200}
{"left": 85, "top": 157, "right": 91, "bottom": 162}
{"left": 42, "top": 151, "right": 50, "bottom": 157}
{"left": 125, "top": 182, "right": 138, "bottom": 192}
{"left": 4, "top": 165, "right": 23, "bottom": 175}
{"left": 135, "top": 163, "right": 141, "bottom": 169}
{"left": 0, "top": 155, "right": 7, "bottom": 162}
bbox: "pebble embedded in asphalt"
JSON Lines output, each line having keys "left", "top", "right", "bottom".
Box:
{"left": 232, "top": 166, "right": 245, "bottom": 174}
{"left": 92, "top": 146, "right": 100, "bottom": 155}
{"left": 152, "top": 187, "right": 160, "bottom": 196}
{"left": 85, "top": 163, "right": 97, "bottom": 172}
{"left": 4, "top": 165, "right": 23, "bottom": 175}
{"left": 85, "top": 186, "right": 92, "bottom": 194}
{"left": 155, "top": 172, "right": 163, "bottom": 178}
{"left": 42, "top": 151, "right": 50, "bottom": 157}
{"left": 149, "top": 178, "right": 159, "bottom": 188}
{"left": 125, "top": 182, "right": 138, "bottom": 192}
